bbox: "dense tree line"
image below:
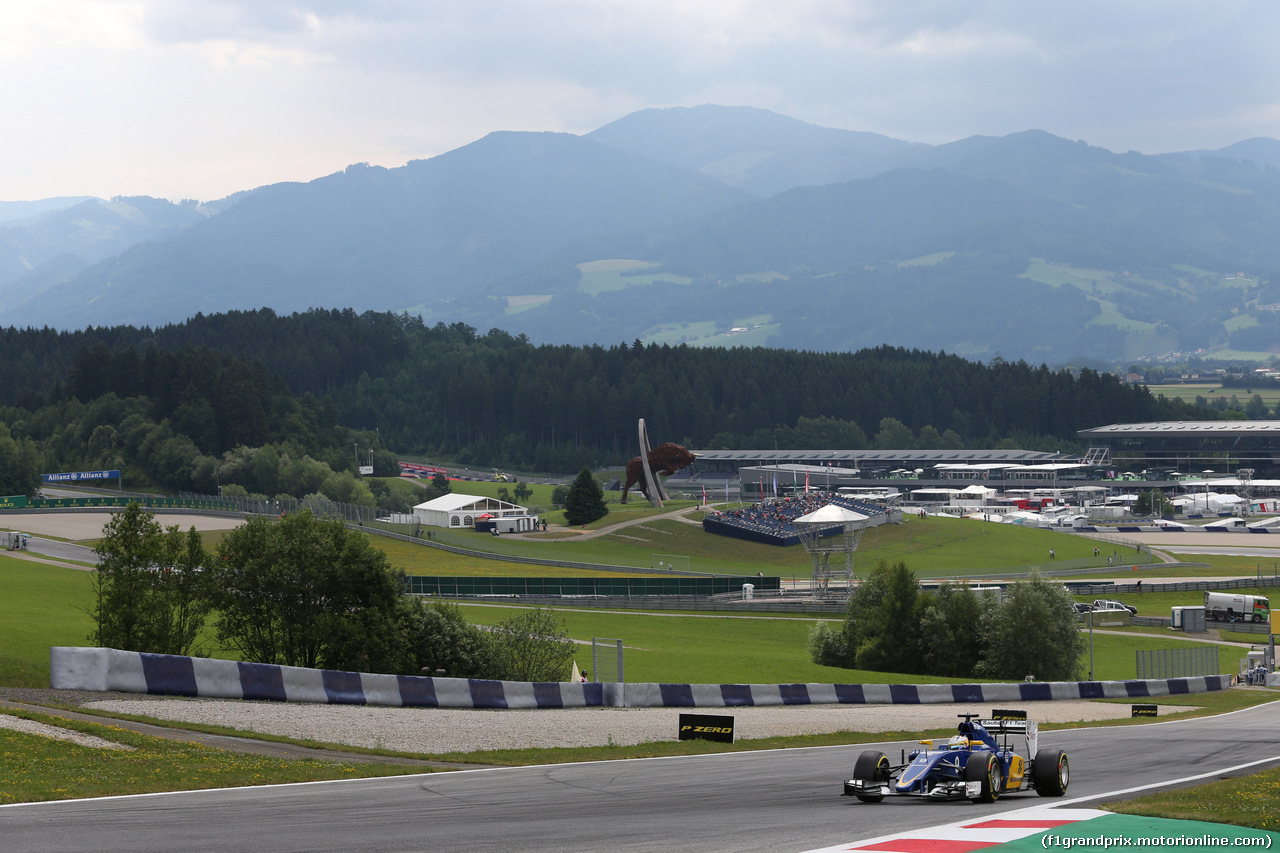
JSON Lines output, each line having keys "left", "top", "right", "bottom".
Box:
{"left": 0, "top": 309, "right": 1217, "bottom": 497}
{"left": 809, "top": 561, "right": 1085, "bottom": 681}
{"left": 91, "top": 505, "right": 576, "bottom": 680}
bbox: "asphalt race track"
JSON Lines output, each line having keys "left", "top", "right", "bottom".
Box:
{"left": 3, "top": 700, "right": 1279, "bottom": 853}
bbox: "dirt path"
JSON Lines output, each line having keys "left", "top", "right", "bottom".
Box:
{"left": 509, "top": 504, "right": 709, "bottom": 541}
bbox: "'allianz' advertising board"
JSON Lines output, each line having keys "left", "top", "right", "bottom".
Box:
{"left": 42, "top": 470, "right": 121, "bottom": 483}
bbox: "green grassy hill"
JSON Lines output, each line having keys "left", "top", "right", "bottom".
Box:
{"left": 385, "top": 509, "right": 1136, "bottom": 577}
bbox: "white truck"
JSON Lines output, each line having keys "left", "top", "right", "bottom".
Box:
{"left": 1204, "top": 591, "right": 1270, "bottom": 623}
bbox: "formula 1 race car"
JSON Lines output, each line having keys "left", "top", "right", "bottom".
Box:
{"left": 842, "top": 711, "right": 1069, "bottom": 803}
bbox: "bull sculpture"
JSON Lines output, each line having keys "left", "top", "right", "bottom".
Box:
{"left": 621, "top": 442, "right": 697, "bottom": 504}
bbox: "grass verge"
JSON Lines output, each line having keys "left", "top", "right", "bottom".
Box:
{"left": 1106, "top": 766, "right": 1280, "bottom": 832}
{"left": 0, "top": 709, "right": 425, "bottom": 805}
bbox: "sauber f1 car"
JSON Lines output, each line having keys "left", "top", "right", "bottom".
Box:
{"left": 842, "top": 711, "right": 1069, "bottom": 804}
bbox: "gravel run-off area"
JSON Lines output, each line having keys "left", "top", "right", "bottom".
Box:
{"left": 77, "top": 697, "right": 1181, "bottom": 754}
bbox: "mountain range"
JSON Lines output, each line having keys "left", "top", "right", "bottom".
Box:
{"left": 4, "top": 105, "right": 1280, "bottom": 364}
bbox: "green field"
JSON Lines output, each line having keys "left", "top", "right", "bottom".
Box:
{"left": 1150, "top": 384, "right": 1280, "bottom": 407}
{"left": 0, "top": 543, "right": 1248, "bottom": 688}
{"left": 639, "top": 316, "right": 781, "bottom": 348}
{"left": 503, "top": 294, "right": 553, "bottom": 314}
{"left": 386, "top": 510, "right": 1147, "bottom": 577}
{"left": 686, "top": 323, "right": 781, "bottom": 348}
{"left": 457, "top": 601, "right": 1245, "bottom": 684}
{"left": 0, "top": 556, "right": 95, "bottom": 686}
{"left": 576, "top": 259, "right": 692, "bottom": 295}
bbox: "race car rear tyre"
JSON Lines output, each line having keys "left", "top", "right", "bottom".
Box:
{"left": 852, "top": 751, "right": 890, "bottom": 803}
{"left": 965, "top": 752, "right": 1002, "bottom": 803}
{"left": 1033, "top": 749, "right": 1069, "bottom": 796}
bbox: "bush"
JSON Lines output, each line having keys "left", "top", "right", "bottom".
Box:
{"left": 806, "top": 621, "right": 848, "bottom": 667}
{"left": 410, "top": 600, "right": 498, "bottom": 679}
{"left": 488, "top": 607, "right": 577, "bottom": 682}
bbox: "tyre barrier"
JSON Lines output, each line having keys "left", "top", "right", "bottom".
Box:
{"left": 50, "top": 647, "right": 1231, "bottom": 709}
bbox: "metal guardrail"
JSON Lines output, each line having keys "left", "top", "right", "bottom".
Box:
{"left": 1071, "top": 575, "right": 1280, "bottom": 597}
{"left": 408, "top": 576, "right": 778, "bottom": 597}
{"left": 1215, "top": 621, "right": 1273, "bottom": 635}
{"left": 425, "top": 594, "right": 849, "bottom": 614}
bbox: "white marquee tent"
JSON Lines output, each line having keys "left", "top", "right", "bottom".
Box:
{"left": 413, "top": 494, "right": 532, "bottom": 529}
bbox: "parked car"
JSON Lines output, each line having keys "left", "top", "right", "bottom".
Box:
{"left": 1092, "top": 598, "right": 1137, "bottom": 615}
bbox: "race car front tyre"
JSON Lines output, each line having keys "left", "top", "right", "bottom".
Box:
{"left": 1033, "top": 749, "right": 1069, "bottom": 796}
{"left": 965, "top": 752, "right": 1002, "bottom": 803}
{"left": 851, "top": 750, "right": 890, "bottom": 802}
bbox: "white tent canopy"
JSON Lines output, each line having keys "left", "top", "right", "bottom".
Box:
{"left": 413, "top": 493, "right": 531, "bottom": 529}
{"left": 1172, "top": 492, "right": 1245, "bottom": 512}
{"left": 910, "top": 487, "right": 961, "bottom": 498}
{"left": 794, "top": 504, "right": 869, "bottom": 525}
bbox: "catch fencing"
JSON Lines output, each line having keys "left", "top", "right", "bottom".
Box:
{"left": 1135, "top": 646, "right": 1219, "bottom": 679}
{"left": 406, "top": 576, "right": 779, "bottom": 597}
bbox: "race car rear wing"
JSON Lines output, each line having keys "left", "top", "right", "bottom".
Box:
{"left": 980, "top": 710, "right": 1038, "bottom": 755}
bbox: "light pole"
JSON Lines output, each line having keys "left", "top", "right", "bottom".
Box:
{"left": 1088, "top": 609, "right": 1095, "bottom": 681}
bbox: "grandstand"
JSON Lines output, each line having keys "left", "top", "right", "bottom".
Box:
{"left": 701, "top": 491, "right": 900, "bottom": 546}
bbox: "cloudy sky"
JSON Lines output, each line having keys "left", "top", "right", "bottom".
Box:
{"left": 5, "top": 1, "right": 1279, "bottom": 202}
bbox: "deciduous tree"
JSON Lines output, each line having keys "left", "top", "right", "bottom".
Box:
{"left": 209, "top": 510, "right": 414, "bottom": 673}
{"left": 831, "top": 560, "right": 922, "bottom": 674}
{"left": 916, "top": 583, "right": 984, "bottom": 677}
{"left": 975, "top": 571, "right": 1084, "bottom": 681}
{"left": 89, "top": 502, "right": 210, "bottom": 656}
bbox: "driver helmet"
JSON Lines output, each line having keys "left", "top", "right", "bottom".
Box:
{"left": 948, "top": 734, "right": 968, "bottom": 749}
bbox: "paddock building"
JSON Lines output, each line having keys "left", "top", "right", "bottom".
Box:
{"left": 678, "top": 449, "right": 1075, "bottom": 499}
{"left": 1078, "top": 421, "right": 1280, "bottom": 478}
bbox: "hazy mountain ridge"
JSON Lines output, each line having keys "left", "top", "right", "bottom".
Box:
{"left": 0, "top": 197, "right": 98, "bottom": 225}
{"left": 0, "top": 196, "right": 217, "bottom": 317}
{"left": 6, "top": 132, "right": 750, "bottom": 329}
{"left": 587, "top": 104, "right": 929, "bottom": 196}
{"left": 4, "top": 105, "right": 1278, "bottom": 362}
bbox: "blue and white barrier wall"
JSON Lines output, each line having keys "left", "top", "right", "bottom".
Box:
{"left": 50, "top": 647, "right": 1230, "bottom": 708}
{"left": 620, "top": 675, "right": 1230, "bottom": 707}
{"left": 50, "top": 647, "right": 621, "bottom": 708}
